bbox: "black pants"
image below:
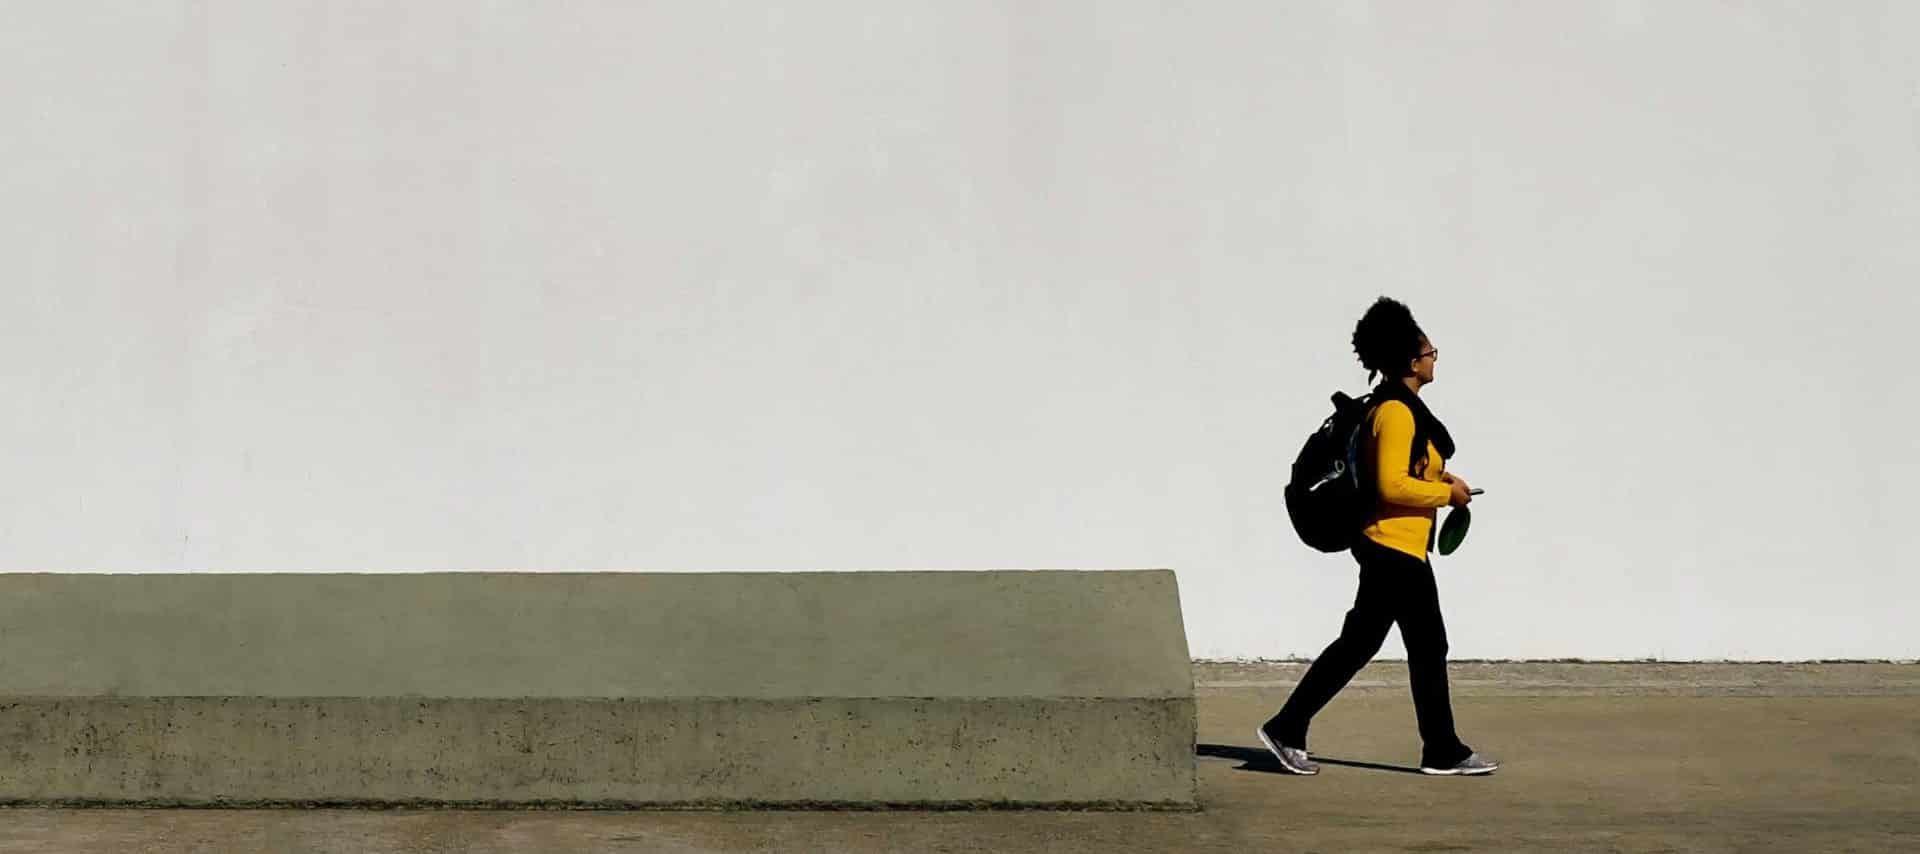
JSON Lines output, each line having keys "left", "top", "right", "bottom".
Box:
{"left": 1267, "top": 536, "right": 1472, "bottom": 768}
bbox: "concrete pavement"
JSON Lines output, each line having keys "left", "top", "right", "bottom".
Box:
{"left": 0, "top": 661, "right": 1913, "bottom": 852}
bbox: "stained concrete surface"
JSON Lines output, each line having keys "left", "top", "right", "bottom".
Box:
{"left": 0, "top": 697, "right": 1195, "bottom": 807}
{"left": 0, "top": 661, "right": 1914, "bottom": 853}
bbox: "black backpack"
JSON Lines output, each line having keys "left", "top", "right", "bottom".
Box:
{"left": 1284, "top": 391, "right": 1379, "bottom": 553}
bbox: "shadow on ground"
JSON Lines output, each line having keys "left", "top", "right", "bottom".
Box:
{"left": 1196, "top": 743, "right": 1423, "bottom": 775}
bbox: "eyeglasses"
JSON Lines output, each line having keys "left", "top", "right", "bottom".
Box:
{"left": 1418, "top": 349, "right": 1439, "bottom": 361}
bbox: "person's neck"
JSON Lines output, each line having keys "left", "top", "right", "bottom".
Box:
{"left": 1400, "top": 376, "right": 1424, "bottom": 396}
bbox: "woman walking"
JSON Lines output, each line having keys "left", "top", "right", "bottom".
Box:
{"left": 1259, "top": 297, "right": 1499, "bottom": 776}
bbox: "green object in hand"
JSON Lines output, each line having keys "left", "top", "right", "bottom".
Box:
{"left": 1437, "top": 506, "right": 1471, "bottom": 555}
{"left": 1437, "top": 489, "right": 1482, "bottom": 556}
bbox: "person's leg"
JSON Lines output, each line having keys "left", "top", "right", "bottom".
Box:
{"left": 1264, "top": 540, "right": 1397, "bottom": 749}
{"left": 1394, "top": 556, "right": 1472, "bottom": 768}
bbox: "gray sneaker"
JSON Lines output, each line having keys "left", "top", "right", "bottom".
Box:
{"left": 1255, "top": 727, "right": 1320, "bottom": 775}
{"left": 1420, "top": 752, "right": 1500, "bottom": 776}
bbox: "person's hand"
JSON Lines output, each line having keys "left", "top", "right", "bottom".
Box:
{"left": 1447, "top": 475, "right": 1473, "bottom": 507}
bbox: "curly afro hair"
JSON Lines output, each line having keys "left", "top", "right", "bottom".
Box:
{"left": 1351, "top": 296, "right": 1427, "bottom": 383}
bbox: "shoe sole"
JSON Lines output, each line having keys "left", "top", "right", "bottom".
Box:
{"left": 1255, "top": 728, "right": 1318, "bottom": 775}
{"left": 1419, "top": 764, "right": 1499, "bottom": 776}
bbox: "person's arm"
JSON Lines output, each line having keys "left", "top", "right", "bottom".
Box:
{"left": 1372, "top": 401, "right": 1453, "bottom": 508}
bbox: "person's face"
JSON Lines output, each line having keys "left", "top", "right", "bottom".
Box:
{"left": 1411, "top": 337, "right": 1438, "bottom": 384}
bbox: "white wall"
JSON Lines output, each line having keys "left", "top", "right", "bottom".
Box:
{"left": 3, "top": 2, "right": 1915, "bottom": 660}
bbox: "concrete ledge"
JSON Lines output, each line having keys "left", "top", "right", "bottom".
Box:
{"left": 0, "top": 571, "right": 1194, "bottom": 808}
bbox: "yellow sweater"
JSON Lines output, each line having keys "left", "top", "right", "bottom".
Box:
{"left": 1361, "top": 400, "right": 1453, "bottom": 560}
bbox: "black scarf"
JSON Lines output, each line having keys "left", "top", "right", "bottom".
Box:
{"left": 1370, "top": 380, "right": 1455, "bottom": 475}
